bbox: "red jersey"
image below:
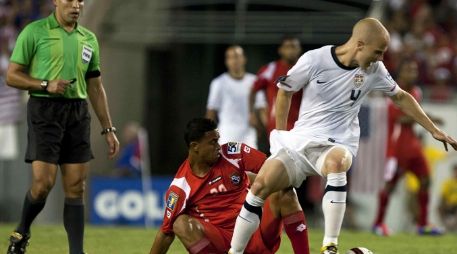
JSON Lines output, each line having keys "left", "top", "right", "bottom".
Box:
{"left": 252, "top": 60, "right": 303, "bottom": 134}
{"left": 386, "top": 86, "right": 423, "bottom": 158}
{"left": 160, "top": 142, "right": 266, "bottom": 234}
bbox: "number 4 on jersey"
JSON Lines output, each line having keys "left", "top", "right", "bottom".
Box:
{"left": 350, "top": 89, "right": 361, "bottom": 102}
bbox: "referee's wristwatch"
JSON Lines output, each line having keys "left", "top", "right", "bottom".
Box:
{"left": 101, "top": 127, "right": 117, "bottom": 135}
{"left": 40, "top": 80, "right": 49, "bottom": 91}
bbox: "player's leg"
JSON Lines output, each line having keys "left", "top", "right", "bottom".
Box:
{"left": 230, "top": 158, "right": 291, "bottom": 254}
{"left": 172, "top": 215, "right": 226, "bottom": 253}
{"left": 410, "top": 155, "right": 443, "bottom": 234}
{"left": 61, "top": 163, "right": 89, "bottom": 254}
{"left": 319, "top": 146, "right": 352, "bottom": 254}
{"left": 373, "top": 157, "right": 401, "bottom": 236}
{"left": 266, "top": 188, "right": 309, "bottom": 254}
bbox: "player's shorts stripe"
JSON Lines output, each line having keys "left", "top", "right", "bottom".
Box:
{"left": 243, "top": 201, "right": 262, "bottom": 218}
{"left": 324, "top": 185, "right": 347, "bottom": 194}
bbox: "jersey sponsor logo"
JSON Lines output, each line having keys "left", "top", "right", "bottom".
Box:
{"left": 230, "top": 172, "right": 241, "bottom": 185}
{"left": 166, "top": 210, "right": 172, "bottom": 218}
{"left": 227, "top": 142, "right": 241, "bottom": 154}
{"left": 209, "top": 176, "right": 222, "bottom": 185}
{"left": 353, "top": 73, "right": 364, "bottom": 88}
{"left": 243, "top": 145, "right": 251, "bottom": 153}
{"left": 82, "top": 45, "right": 93, "bottom": 64}
{"left": 166, "top": 192, "right": 179, "bottom": 211}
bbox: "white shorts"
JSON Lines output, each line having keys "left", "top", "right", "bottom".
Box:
{"left": 268, "top": 130, "right": 349, "bottom": 188}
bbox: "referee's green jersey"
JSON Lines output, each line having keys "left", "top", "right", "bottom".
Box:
{"left": 10, "top": 13, "right": 100, "bottom": 99}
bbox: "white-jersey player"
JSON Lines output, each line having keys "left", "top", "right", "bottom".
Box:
{"left": 206, "top": 45, "right": 266, "bottom": 148}
{"left": 229, "top": 18, "right": 457, "bottom": 254}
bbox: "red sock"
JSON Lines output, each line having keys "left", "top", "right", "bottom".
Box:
{"left": 374, "top": 190, "right": 389, "bottom": 225}
{"left": 283, "top": 211, "right": 309, "bottom": 254}
{"left": 188, "top": 237, "right": 218, "bottom": 254}
{"left": 418, "top": 190, "right": 429, "bottom": 227}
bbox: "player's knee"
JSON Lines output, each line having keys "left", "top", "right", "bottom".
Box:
{"left": 250, "top": 179, "right": 271, "bottom": 199}
{"left": 322, "top": 147, "right": 352, "bottom": 175}
{"left": 172, "top": 215, "right": 190, "bottom": 237}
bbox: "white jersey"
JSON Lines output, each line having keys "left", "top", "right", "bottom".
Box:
{"left": 207, "top": 72, "right": 266, "bottom": 148}
{"left": 277, "top": 45, "right": 399, "bottom": 155}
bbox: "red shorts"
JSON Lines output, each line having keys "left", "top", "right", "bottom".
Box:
{"left": 196, "top": 199, "right": 282, "bottom": 254}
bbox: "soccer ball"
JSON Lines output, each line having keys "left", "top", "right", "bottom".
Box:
{"left": 346, "top": 247, "right": 374, "bottom": 254}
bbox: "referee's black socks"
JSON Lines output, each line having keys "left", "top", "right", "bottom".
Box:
{"left": 64, "top": 197, "right": 85, "bottom": 254}
{"left": 16, "top": 190, "right": 46, "bottom": 235}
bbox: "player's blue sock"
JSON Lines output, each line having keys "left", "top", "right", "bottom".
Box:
{"left": 230, "top": 190, "right": 264, "bottom": 254}
{"left": 322, "top": 172, "right": 347, "bottom": 246}
{"left": 64, "top": 197, "right": 84, "bottom": 254}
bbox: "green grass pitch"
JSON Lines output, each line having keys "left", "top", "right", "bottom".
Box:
{"left": 0, "top": 223, "right": 455, "bottom": 253}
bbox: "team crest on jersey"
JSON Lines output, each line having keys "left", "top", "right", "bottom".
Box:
{"left": 353, "top": 74, "right": 364, "bottom": 88}
{"left": 82, "top": 45, "right": 93, "bottom": 64}
{"left": 227, "top": 142, "right": 241, "bottom": 154}
{"left": 230, "top": 172, "right": 241, "bottom": 185}
{"left": 166, "top": 192, "right": 179, "bottom": 211}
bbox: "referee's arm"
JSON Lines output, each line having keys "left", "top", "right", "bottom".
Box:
{"left": 87, "top": 76, "right": 120, "bottom": 159}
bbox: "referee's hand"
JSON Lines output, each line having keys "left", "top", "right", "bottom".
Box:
{"left": 47, "top": 79, "right": 71, "bottom": 94}
{"left": 105, "top": 132, "right": 120, "bottom": 159}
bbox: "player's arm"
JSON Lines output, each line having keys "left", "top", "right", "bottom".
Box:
{"left": 275, "top": 88, "right": 294, "bottom": 130}
{"left": 87, "top": 76, "right": 120, "bottom": 159}
{"left": 149, "top": 230, "right": 175, "bottom": 254}
{"left": 6, "top": 63, "right": 70, "bottom": 94}
{"left": 390, "top": 89, "right": 457, "bottom": 150}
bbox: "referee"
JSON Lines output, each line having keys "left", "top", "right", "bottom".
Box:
{"left": 5, "top": 1, "right": 119, "bottom": 254}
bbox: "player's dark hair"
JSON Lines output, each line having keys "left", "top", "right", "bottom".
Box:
{"left": 184, "top": 118, "right": 217, "bottom": 147}
{"left": 280, "top": 34, "right": 300, "bottom": 46}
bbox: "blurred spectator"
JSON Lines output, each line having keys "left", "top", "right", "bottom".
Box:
{"left": 384, "top": 0, "right": 457, "bottom": 101}
{"left": 206, "top": 45, "right": 266, "bottom": 148}
{"left": 114, "top": 122, "right": 142, "bottom": 178}
{"left": 438, "top": 164, "right": 457, "bottom": 232}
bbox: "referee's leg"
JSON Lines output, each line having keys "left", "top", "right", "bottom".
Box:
{"left": 61, "top": 163, "right": 89, "bottom": 254}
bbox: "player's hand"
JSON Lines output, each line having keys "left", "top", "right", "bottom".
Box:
{"left": 105, "top": 132, "right": 120, "bottom": 159}
{"left": 46, "top": 79, "right": 71, "bottom": 95}
{"left": 431, "top": 129, "right": 457, "bottom": 151}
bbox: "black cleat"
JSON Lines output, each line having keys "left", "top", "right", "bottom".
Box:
{"left": 6, "top": 232, "right": 30, "bottom": 254}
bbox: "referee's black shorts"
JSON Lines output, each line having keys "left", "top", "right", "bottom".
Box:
{"left": 25, "top": 96, "right": 94, "bottom": 164}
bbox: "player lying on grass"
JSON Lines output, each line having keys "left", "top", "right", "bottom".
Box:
{"left": 149, "top": 118, "right": 309, "bottom": 254}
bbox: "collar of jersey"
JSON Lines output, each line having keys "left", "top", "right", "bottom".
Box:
{"left": 47, "top": 12, "right": 84, "bottom": 36}
{"left": 331, "top": 46, "right": 357, "bottom": 71}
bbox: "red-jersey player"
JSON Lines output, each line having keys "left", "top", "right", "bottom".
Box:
{"left": 249, "top": 36, "right": 303, "bottom": 135}
{"left": 150, "top": 118, "right": 309, "bottom": 254}
{"left": 373, "top": 59, "right": 444, "bottom": 235}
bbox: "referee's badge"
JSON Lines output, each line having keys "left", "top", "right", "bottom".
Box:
{"left": 82, "top": 45, "right": 93, "bottom": 64}
{"left": 354, "top": 73, "right": 364, "bottom": 88}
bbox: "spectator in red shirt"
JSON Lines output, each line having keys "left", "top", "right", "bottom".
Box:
{"left": 249, "top": 35, "right": 303, "bottom": 136}
{"left": 150, "top": 118, "right": 309, "bottom": 254}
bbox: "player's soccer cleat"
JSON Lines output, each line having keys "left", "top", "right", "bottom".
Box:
{"left": 417, "top": 225, "right": 445, "bottom": 236}
{"left": 6, "top": 232, "right": 30, "bottom": 254}
{"left": 372, "top": 223, "right": 390, "bottom": 236}
{"left": 320, "top": 243, "right": 339, "bottom": 254}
